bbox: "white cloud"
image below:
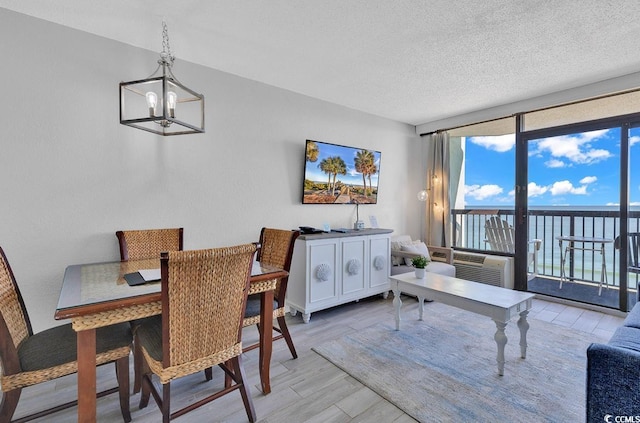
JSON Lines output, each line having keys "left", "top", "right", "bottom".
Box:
{"left": 545, "top": 159, "right": 565, "bottom": 168}
{"left": 508, "top": 182, "right": 549, "bottom": 198}
{"left": 630, "top": 135, "right": 640, "bottom": 147}
{"left": 550, "top": 180, "right": 587, "bottom": 195}
{"left": 531, "top": 129, "right": 613, "bottom": 165}
{"left": 528, "top": 182, "right": 548, "bottom": 197}
{"left": 465, "top": 184, "right": 503, "bottom": 200}
{"left": 580, "top": 176, "right": 597, "bottom": 184}
{"left": 469, "top": 134, "right": 515, "bottom": 153}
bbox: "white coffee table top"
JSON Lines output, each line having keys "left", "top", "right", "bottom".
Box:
{"left": 390, "top": 271, "right": 534, "bottom": 310}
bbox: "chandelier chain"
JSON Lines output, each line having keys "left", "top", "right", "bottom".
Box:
{"left": 161, "top": 21, "right": 175, "bottom": 66}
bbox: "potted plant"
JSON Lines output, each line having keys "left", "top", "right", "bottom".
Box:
{"left": 411, "top": 255, "right": 429, "bottom": 279}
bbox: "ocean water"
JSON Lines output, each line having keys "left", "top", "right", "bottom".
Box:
{"left": 456, "top": 205, "right": 640, "bottom": 287}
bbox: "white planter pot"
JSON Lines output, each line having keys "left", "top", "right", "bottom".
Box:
{"left": 414, "top": 268, "right": 425, "bottom": 279}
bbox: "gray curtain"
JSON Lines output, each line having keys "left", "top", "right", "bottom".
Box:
{"left": 425, "top": 132, "right": 452, "bottom": 247}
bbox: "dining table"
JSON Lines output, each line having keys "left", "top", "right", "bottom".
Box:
{"left": 55, "top": 257, "right": 287, "bottom": 423}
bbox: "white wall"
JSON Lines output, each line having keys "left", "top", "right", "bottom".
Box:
{"left": 0, "top": 9, "right": 423, "bottom": 331}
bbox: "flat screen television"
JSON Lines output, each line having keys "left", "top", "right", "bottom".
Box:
{"left": 302, "top": 139, "right": 381, "bottom": 204}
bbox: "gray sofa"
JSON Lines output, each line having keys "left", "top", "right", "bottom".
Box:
{"left": 586, "top": 302, "right": 640, "bottom": 420}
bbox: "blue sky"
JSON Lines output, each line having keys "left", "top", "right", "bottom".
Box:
{"left": 304, "top": 141, "right": 381, "bottom": 187}
{"left": 464, "top": 128, "right": 640, "bottom": 207}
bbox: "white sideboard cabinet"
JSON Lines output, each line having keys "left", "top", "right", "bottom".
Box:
{"left": 287, "top": 229, "right": 392, "bottom": 323}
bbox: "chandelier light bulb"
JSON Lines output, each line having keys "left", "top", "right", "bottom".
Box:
{"left": 417, "top": 190, "right": 428, "bottom": 202}
{"left": 145, "top": 92, "right": 158, "bottom": 117}
{"left": 166, "top": 91, "right": 177, "bottom": 118}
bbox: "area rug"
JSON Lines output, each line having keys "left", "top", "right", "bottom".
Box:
{"left": 312, "top": 302, "right": 609, "bottom": 423}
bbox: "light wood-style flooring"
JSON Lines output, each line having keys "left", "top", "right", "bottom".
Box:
{"left": 11, "top": 295, "right": 625, "bottom": 422}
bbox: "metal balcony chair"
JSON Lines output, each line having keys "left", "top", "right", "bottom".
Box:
{"left": 0, "top": 246, "right": 132, "bottom": 422}
{"left": 136, "top": 244, "right": 258, "bottom": 423}
{"left": 615, "top": 232, "right": 640, "bottom": 280}
{"left": 116, "top": 227, "right": 184, "bottom": 394}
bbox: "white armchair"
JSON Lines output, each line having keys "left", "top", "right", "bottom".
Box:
{"left": 390, "top": 235, "right": 456, "bottom": 277}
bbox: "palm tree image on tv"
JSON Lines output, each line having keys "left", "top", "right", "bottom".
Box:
{"left": 303, "top": 140, "right": 381, "bottom": 204}
{"left": 355, "top": 149, "right": 377, "bottom": 197}
{"left": 319, "top": 156, "right": 347, "bottom": 196}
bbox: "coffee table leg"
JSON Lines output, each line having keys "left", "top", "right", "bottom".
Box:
{"left": 494, "top": 320, "right": 508, "bottom": 376}
{"left": 417, "top": 297, "right": 424, "bottom": 321}
{"left": 393, "top": 289, "right": 402, "bottom": 330}
{"left": 517, "top": 310, "right": 530, "bottom": 359}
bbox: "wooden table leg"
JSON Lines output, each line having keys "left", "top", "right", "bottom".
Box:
{"left": 517, "top": 310, "right": 530, "bottom": 359}
{"left": 77, "top": 328, "right": 97, "bottom": 422}
{"left": 259, "top": 289, "right": 274, "bottom": 394}
{"left": 417, "top": 297, "right": 425, "bottom": 321}
{"left": 493, "top": 320, "right": 508, "bottom": 376}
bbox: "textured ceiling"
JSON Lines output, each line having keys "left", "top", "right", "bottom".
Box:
{"left": 3, "top": 0, "right": 640, "bottom": 126}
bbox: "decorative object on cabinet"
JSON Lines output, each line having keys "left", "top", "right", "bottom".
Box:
{"left": 287, "top": 229, "right": 392, "bottom": 323}
{"left": 120, "top": 21, "right": 204, "bottom": 135}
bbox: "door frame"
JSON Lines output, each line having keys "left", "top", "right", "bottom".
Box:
{"left": 514, "top": 112, "right": 640, "bottom": 311}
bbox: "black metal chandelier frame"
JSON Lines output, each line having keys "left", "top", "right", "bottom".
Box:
{"left": 119, "top": 22, "right": 205, "bottom": 136}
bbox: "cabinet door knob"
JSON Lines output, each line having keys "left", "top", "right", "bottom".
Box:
{"left": 346, "top": 258, "right": 361, "bottom": 275}
{"left": 373, "top": 255, "right": 385, "bottom": 271}
{"left": 315, "top": 263, "right": 332, "bottom": 281}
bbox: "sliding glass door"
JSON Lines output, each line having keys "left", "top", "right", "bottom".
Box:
{"left": 445, "top": 90, "right": 640, "bottom": 311}
{"left": 625, "top": 125, "right": 640, "bottom": 306}
{"left": 519, "top": 115, "right": 640, "bottom": 311}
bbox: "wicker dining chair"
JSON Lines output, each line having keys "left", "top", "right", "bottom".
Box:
{"left": 0, "top": 246, "right": 132, "bottom": 423}
{"left": 136, "top": 244, "right": 258, "bottom": 423}
{"left": 116, "top": 227, "right": 184, "bottom": 394}
{"left": 243, "top": 228, "right": 300, "bottom": 358}
{"left": 116, "top": 228, "right": 183, "bottom": 261}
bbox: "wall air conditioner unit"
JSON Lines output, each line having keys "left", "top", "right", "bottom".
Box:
{"left": 453, "top": 251, "right": 514, "bottom": 289}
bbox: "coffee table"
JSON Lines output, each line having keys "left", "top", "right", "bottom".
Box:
{"left": 389, "top": 271, "right": 535, "bottom": 376}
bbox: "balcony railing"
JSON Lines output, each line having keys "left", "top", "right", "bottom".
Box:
{"left": 451, "top": 208, "right": 640, "bottom": 289}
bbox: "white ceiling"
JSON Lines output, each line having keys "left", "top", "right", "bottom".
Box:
{"left": 3, "top": 0, "right": 640, "bottom": 126}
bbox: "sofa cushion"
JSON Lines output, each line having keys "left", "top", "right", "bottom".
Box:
{"left": 390, "top": 236, "right": 414, "bottom": 266}
{"left": 19, "top": 322, "right": 132, "bottom": 371}
{"left": 426, "top": 261, "right": 456, "bottom": 277}
{"left": 608, "top": 326, "right": 640, "bottom": 353}
{"left": 623, "top": 303, "right": 640, "bottom": 329}
{"left": 400, "top": 242, "right": 431, "bottom": 265}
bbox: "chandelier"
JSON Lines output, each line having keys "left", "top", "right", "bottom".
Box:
{"left": 119, "top": 21, "right": 205, "bottom": 135}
